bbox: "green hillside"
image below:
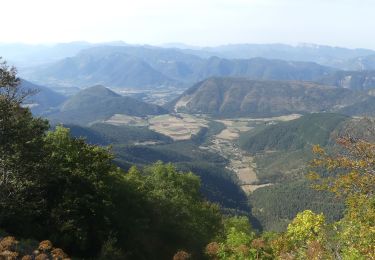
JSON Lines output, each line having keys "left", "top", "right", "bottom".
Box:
{"left": 239, "top": 113, "right": 349, "bottom": 153}
{"left": 237, "top": 114, "right": 375, "bottom": 234}
{"left": 65, "top": 122, "right": 248, "bottom": 212}
{"left": 239, "top": 114, "right": 375, "bottom": 185}
{"left": 250, "top": 180, "right": 345, "bottom": 231}
{"left": 113, "top": 141, "right": 249, "bottom": 211}
{"left": 67, "top": 123, "right": 173, "bottom": 146}
{"left": 20, "top": 79, "right": 66, "bottom": 115}
{"left": 238, "top": 113, "right": 349, "bottom": 184}
{"left": 47, "top": 85, "right": 167, "bottom": 125}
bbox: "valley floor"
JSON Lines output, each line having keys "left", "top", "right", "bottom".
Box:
{"left": 200, "top": 136, "right": 270, "bottom": 193}
{"left": 199, "top": 117, "right": 291, "bottom": 193}
{"left": 104, "top": 112, "right": 301, "bottom": 194}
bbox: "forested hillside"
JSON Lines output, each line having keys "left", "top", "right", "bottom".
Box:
{"left": 66, "top": 123, "right": 248, "bottom": 212}
{"left": 20, "top": 79, "right": 66, "bottom": 115}
{"left": 236, "top": 114, "right": 348, "bottom": 230}
{"left": 239, "top": 113, "right": 349, "bottom": 153}
{"left": 46, "top": 85, "right": 167, "bottom": 125}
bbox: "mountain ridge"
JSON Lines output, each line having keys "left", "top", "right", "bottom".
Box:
{"left": 169, "top": 77, "right": 369, "bottom": 117}
{"left": 23, "top": 45, "right": 335, "bottom": 89}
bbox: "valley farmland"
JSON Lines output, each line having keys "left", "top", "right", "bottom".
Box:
{"left": 104, "top": 112, "right": 302, "bottom": 193}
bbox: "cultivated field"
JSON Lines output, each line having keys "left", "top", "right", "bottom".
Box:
{"left": 105, "top": 114, "right": 148, "bottom": 126}
{"left": 203, "top": 137, "right": 265, "bottom": 193}
{"left": 149, "top": 114, "right": 208, "bottom": 141}
{"left": 106, "top": 113, "right": 209, "bottom": 141}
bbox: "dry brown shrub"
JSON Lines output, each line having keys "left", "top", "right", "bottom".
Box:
{"left": 35, "top": 253, "right": 49, "bottom": 260}
{"left": 51, "top": 248, "right": 68, "bottom": 259}
{"left": 251, "top": 238, "right": 266, "bottom": 249}
{"left": 38, "top": 240, "right": 53, "bottom": 252}
{"left": 0, "top": 250, "right": 19, "bottom": 260}
{"left": 235, "top": 244, "right": 249, "bottom": 255}
{"left": 205, "top": 242, "right": 220, "bottom": 257}
{"left": 173, "top": 250, "right": 191, "bottom": 260}
{"left": 306, "top": 241, "right": 325, "bottom": 260}
{"left": 0, "top": 237, "right": 18, "bottom": 252}
{"left": 21, "top": 255, "right": 33, "bottom": 260}
{"left": 279, "top": 252, "right": 296, "bottom": 260}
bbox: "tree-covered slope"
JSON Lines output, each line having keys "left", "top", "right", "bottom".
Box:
{"left": 239, "top": 113, "right": 349, "bottom": 153}
{"left": 64, "top": 121, "right": 248, "bottom": 213}
{"left": 113, "top": 140, "right": 248, "bottom": 211}
{"left": 250, "top": 180, "right": 344, "bottom": 231}
{"left": 20, "top": 79, "right": 67, "bottom": 115}
{"left": 47, "top": 85, "right": 167, "bottom": 125}
{"left": 67, "top": 123, "right": 173, "bottom": 146}
{"left": 238, "top": 114, "right": 375, "bottom": 233}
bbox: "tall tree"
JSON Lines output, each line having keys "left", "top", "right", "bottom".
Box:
{"left": 0, "top": 58, "right": 49, "bottom": 235}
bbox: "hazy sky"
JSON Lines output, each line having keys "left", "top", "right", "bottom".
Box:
{"left": 1, "top": 0, "right": 374, "bottom": 48}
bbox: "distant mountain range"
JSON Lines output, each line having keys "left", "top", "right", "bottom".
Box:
{"left": 26, "top": 50, "right": 176, "bottom": 88}
{"left": 330, "top": 55, "right": 375, "bottom": 70}
{"left": 4, "top": 41, "right": 374, "bottom": 67}
{"left": 22, "top": 76, "right": 375, "bottom": 122}
{"left": 197, "top": 57, "right": 333, "bottom": 81}
{"left": 168, "top": 77, "right": 372, "bottom": 117}
{"left": 179, "top": 43, "right": 375, "bottom": 66}
{"left": 23, "top": 45, "right": 337, "bottom": 88}
{"left": 46, "top": 85, "right": 167, "bottom": 125}
{"left": 0, "top": 41, "right": 130, "bottom": 67}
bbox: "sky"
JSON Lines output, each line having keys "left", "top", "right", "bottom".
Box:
{"left": 1, "top": 0, "right": 374, "bottom": 49}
